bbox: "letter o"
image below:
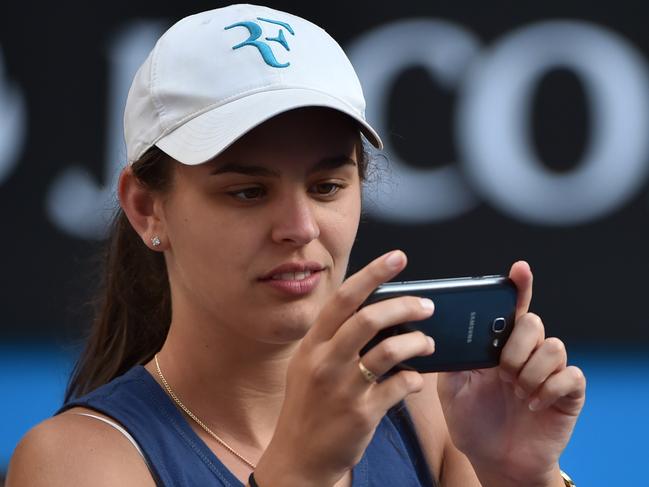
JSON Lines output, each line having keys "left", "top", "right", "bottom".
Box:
{"left": 457, "top": 21, "right": 649, "bottom": 225}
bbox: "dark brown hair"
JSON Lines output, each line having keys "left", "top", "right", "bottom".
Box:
{"left": 64, "top": 147, "right": 174, "bottom": 402}
{"left": 64, "top": 134, "right": 370, "bottom": 402}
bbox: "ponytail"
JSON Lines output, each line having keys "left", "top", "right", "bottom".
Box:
{"left": 64, "top": 147, "right": 174, "bottom": 401}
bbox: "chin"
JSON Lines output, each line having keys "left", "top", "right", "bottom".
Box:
{"left": 263, "top": 306, "right": 319, "bottom": 344}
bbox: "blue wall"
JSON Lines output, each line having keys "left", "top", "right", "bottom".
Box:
{"left": 1, "top": 345, "right": 646, "bottom": 485}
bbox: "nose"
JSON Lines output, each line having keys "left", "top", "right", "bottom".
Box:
{"left": 270, "top": 191, "right": 320, "bottom": 246}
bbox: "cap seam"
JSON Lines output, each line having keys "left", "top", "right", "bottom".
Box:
{"left": 148, "top": 11, "right": 208, "bottom": 129}
{"left": 149, "top": 41, "right": 168, "bottom": 126}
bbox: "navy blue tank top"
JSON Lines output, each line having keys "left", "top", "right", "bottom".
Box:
{"left": 57, "top": 366, "right": 437, "bottom": 486}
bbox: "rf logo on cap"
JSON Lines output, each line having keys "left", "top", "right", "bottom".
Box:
{"left": 225, "top": 17, "right": 295, "bottom": 68}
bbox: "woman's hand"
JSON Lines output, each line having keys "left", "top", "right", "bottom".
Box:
{"left": 437, "top": 261, "right": 586, "bottom": 487}
{"left": 254, "top": 250, "right": 435, "bottom": 487}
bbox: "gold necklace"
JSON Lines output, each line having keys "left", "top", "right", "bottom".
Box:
{"left": 154, "top": 353, "right": 257, "bottom": 469}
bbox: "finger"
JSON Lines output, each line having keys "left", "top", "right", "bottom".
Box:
{"left": 308, "top": 250, "right": 407, "bottom": 343}
{"left": 513, "top": 337, "right": 567, "bottom": 399}
{"left": 498, "top": 312, "right": 545, "bottom": 383}
{"left": 508, "top": 260, "right": 533, "bottom": 318}
{"left": 358, "top": 331, "right": 435, "bottom": 379}
{"left": 370, "top": 370, "right": 425, "bottom": 414}
{"left": 331, "top": 296, "right": 434, "bottom": 358}
{"left": 527, "top": 366, "right": 586, "bottom": 414}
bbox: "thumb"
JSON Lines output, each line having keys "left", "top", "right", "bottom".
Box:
{"left": 509, "top": 260, "right": 533, "bottom": 318}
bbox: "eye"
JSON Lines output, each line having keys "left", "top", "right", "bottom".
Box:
{"left": 227, "top": 186, "right": 266, "bottom": 201}
{"left": 311, "top": 181, "right": 345, "bottom": 197}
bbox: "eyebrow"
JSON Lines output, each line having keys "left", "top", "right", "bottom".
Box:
{"left": 209, "top": 155, "right": 357, "bottom": 177}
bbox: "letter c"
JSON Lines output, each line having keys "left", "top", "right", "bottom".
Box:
{"left": 347, "top": 19, "right": 482, "bottom": 223}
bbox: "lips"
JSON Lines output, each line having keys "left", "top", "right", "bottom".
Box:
{"left": 271, "top": 271, "right": 314, "bottom": 281}
{"left": 259, "top": 261, "right": 325, "bottom": 296}
{"left": 260, "top": 261, "right": 325, "bottom": 281}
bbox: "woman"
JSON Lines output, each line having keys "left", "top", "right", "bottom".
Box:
{"left": 7, "top": 4, "right": 585, "bottom": 487}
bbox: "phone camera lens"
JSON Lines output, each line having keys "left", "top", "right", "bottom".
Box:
{"left": 492, "top": 317, "right": 506, "bottom": 333}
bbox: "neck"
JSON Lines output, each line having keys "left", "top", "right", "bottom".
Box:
{"left": 145, "top": 312, "right": 299, "bottom": 452}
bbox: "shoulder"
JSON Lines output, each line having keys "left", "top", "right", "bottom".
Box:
{"left": 5, "top": 407, "right": 156, "bottom": 487}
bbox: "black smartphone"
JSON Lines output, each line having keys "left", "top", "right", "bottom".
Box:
{"left": 359, "top": 275, "right": 518, "bottom": 374}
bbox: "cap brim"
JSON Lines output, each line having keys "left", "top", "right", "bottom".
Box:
{"left": 154, "top": 88, "right": 383, "bottom": 165}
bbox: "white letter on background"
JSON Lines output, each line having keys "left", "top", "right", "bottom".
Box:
{"left": 457, "top": 21, "right": 649, "bottom": 225}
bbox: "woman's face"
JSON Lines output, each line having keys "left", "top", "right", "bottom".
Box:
{"left": 159, "top": 108, "right": 363, "bottom": 344}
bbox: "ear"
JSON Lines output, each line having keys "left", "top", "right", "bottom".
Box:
{"left": 118, "top": 167, "right": 167, "bottom": 251}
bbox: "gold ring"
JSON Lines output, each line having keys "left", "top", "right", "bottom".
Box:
{"left": 358, "top": 361, "right": 378, "bottom": 383}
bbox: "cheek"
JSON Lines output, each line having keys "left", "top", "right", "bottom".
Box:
{"left": 322, "top": 195, "right": 361, "bottom": 282}
{"left": 164, "top": 195, "right": 265, "bottom": 295}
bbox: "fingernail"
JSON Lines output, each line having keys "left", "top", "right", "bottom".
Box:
{"left": 514, "top": 386, "right": 527, "bottom": 399}
{"left": 385, "top": 251, "right": 404, "bottom": 269}
{"left": 420, "top": 298, "right": 435, "bottom": 312}
{"left": 427, "top": 336, "right": 435, "bottom": 351}
{"left": 528, "top": 398, "right": 541, "bottom": 411}
{"left": 499, "top": 370, "right": 513, "bottom": 383}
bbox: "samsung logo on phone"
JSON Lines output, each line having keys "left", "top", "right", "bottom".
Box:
{"left": 467, "top": 311, "right": 476, "bottom": 343}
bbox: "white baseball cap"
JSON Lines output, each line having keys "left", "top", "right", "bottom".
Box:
{"left": 124, "top": 4, "right": 383, "bottom": 165}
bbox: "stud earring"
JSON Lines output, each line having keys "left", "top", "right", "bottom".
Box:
{"left": 151, "top": 236, "right": 161, "bottom": 247}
